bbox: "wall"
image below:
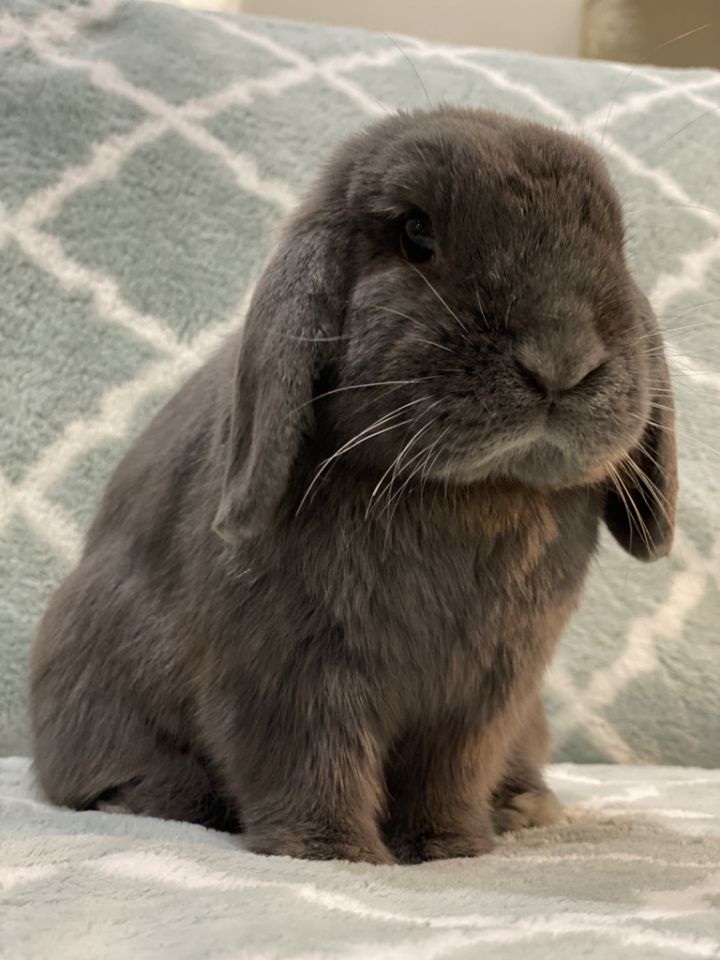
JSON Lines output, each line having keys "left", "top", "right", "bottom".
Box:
{"left": 582, "top": 0, "right": 720, "bottom": 69}
{"left": 241, "top": 0, "right": 585, "bottom": 57}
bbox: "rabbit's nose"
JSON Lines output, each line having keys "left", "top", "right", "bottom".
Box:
{"left": 514, "top": 343, "right": 607, "bottom": 397}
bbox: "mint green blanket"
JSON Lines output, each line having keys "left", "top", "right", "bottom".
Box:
{"left": 1, "top": 2, "right": 719, "bottom": 957}
{"left": 1, "top": 0, "right": 718, "bottom": 765}
{"left": 3, "top": 757, "right": 720, "bottom": 959}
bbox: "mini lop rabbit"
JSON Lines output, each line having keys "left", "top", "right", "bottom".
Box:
{"left": 30, "top": 107, "right": 677, "bottom": 864}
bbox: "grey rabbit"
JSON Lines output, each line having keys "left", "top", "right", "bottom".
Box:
{"left": 30, "top": 107, "right": 677, "bottom": 864}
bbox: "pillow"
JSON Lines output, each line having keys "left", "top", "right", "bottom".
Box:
{"left": 1, "top": 0, "right": 718, "bottom": 765}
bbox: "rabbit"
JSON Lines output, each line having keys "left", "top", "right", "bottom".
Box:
{"left": 29, "top": 106, "right": 677, "bottom": 865}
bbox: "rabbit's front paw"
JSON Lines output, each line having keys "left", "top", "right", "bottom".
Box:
{"left": 244, "top": 829, "right": 395, "bottom": 865}
{"left": 492, "top": 788, "right": 563, "bottom": 834}
{"left": 389, "top": 826, "right": 494, "bottom": 864}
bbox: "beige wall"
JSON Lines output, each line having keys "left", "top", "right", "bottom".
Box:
{"left": 582, "top": 0, "right": 720, "bottom": 69}
{"left": 241, "top": 0, "right": 584, "bottom": 57}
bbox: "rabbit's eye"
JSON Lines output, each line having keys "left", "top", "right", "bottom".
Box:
{"left": 400, "top": 209, "right": 434, "bottom": 263}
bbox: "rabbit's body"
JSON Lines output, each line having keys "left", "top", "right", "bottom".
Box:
{"left": 32, "top": 344, "right": 590, "bottom": 861}
{"left": 31, "top": 108, "right": 676, "bottom": 863}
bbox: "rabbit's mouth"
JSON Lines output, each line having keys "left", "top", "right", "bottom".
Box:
{"left": 438, "top": 391, "right": 648, "bottom": 491}
{"left": 497, "top": 439, "right": 633, "bottom": 490}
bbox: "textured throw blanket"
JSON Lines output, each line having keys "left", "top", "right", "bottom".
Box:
{"left": 1, "top": 0, "right": 718, "bottom": 766}
{"left": 1, "top": 2, "right": 720, "bottom": 958}
{"left": 3, "top": 757, "right": 720, "bottom": 959}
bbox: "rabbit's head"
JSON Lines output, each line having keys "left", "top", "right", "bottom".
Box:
{"left": 214, "top": 108, "right": 677, "bottom": 560}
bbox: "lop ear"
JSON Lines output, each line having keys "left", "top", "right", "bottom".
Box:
{"left": 212, "top": 206, "right": 351, "bottom": 543}
{"left": 604, "top": 297, "right": 678, "bottom": 561}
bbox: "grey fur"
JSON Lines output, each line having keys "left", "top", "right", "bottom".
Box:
{"left": 30, "top": 108, "right": 677, "bottom": 864}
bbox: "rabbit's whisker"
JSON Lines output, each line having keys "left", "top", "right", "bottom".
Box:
{"left": 285, "top": 333, "right": 352, "bottom": 342}
{"left": 629, "top": 437, "right": 675, "bottom": 497}
{"left": 382, "top": 421, "right": 442, "bottom": 548}
{"left": 368, "top": 402, "right": 443, "bottom": 522}
{"left": 383, "top": 32, "right": 432, "bottom": 106}
{"left": 641, "top": 346, "right": 716, "bottom": 364}
{"left": 298, "top": 418, "right": 411, "bottom": 517}
{"left": 475, "top": 288, "right": 490, "bottom": 328}
{"left": 616, "top": 440, "right": 673, "bottom": 517}
{"left": 380, "top": 436, "right": 435, "bottom": 525}
{"left": 406, "top": 335, "right": 455, "bottom": 355}
{"left": 599, "top": 62, "right": 641, "bottom": 148}
{"left": 617, "top": 457, "right": 668, "bottom": 550}
{"left": 371, "top": 304, "right": 427, "bottom": 328}
{"left": 389, "top": 399, "right": 444, "bottom": 481}
{"left": 627, "top": 202, "right": 720, "bottom": 219}
{"left": 291, "top": 376, "right": 437, "bottom": 415}
{"left": 503, "top": 300, "right": 513, "bottom": 332}
{"left": 362, "top": 397, "right": 437, "bottom": 518}
{"left": 629, "top": 412, "right": 720, "bottom": 459}
{"left": 619, "top": 454, "right": 671, "bottom": 530}
{"left": 639, "top": 104, "right": 720, "bottom": 161}
{"left": 595, "top": 21, "right": 711, "bottom": 149}
{"left": 606, "top": 461, "right": 653, "bottom": 555}
{"left": 296, "top": 403, "right": 421, "bottom": 516}
{"left": 640, "top": 327, "right": 720, "bottom": 348}
{"left": 643, "top": 399, "right": 717, "bottom": 426}
{"left": 632, "top": 317, "right": 720, "bottom": 347}
{"left": 372, "top": 305, "right": 458, "bottom": 353}
{"left": 408, "top": 263, "right": 471, "bottom": 338}
{"left": 421, "top": 427, "right": 450, "bottom": 502}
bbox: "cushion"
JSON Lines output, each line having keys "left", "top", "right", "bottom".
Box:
{"left": 0, "top": 0, "right": 718, "bottom": 768}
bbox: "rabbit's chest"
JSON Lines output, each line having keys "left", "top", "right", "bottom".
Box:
{"left": 293, "top": 482, "right": 598, "bottom": 715}
{"left": 371, "top": 527, "right": 580, "bottom": 645}
{"left": 346, "top": 494, "right": 598, "bottom": 710}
